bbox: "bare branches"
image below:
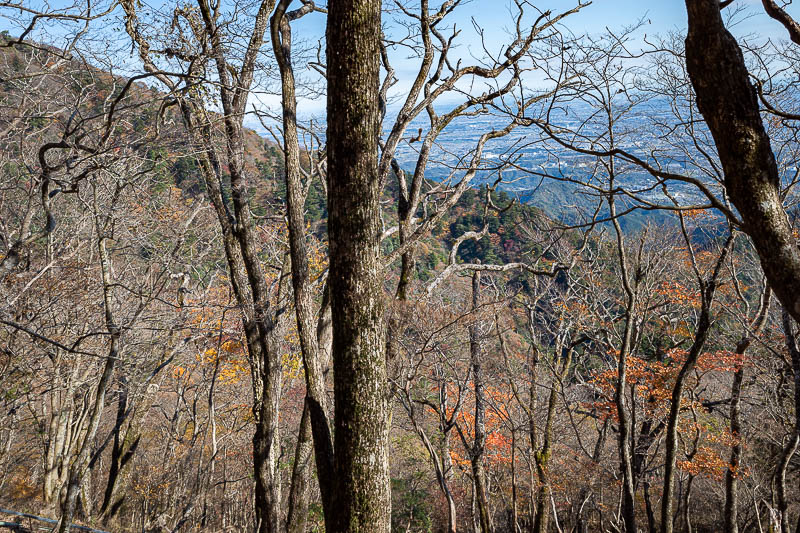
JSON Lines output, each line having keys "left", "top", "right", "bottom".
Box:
{"left": 761, "top": 0, "right": 800, "bottom": 45}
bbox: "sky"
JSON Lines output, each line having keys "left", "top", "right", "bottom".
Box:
{"left": 1, "top": 0, "right": 794, "bottom": 54}
{"left": 1, "top": 0, "right": 798, "bottom": 118}
{"left": 267, "top": 0, "right": 797, "bottom": 114}
{"left": 283, "top": 0, "right": 790, "bottom": 47}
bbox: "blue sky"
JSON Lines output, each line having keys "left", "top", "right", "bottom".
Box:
{"left": 285, "top": 0, "right": 790, "bottom": 45}
{"left": 1, "top": 0, "right": 794, "bottom": 47}
{"left": 2, "top": 0, "right": 798, "bottom": 118}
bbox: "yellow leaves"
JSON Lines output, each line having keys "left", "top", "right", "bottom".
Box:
{"left": 172, "top": 342, "right": 250, "bottom": 386}
{"left": 279, "top": 325, "right": 304, "bottom": 380}
{"left": 200, "top": 347, "right": 218, "bottom": 363}
{"left": 201, "top": 347, "right": 250, "bottom": 385}
{"left": 308, "top": 238, "right": 329, "bottom": 279}
{"left": 219, "top": 358, "right": 249, "bottom": 384}
{"left": 668, "top": 322, "right": 692, "bottom": 339}
{"left": 554, "top": 299, "right": 589, "bottom": 317}
{"left": 282, "top": 350, "right": 303, "bottom": 381}
{"left": 132, "top": 465, "right": 173, "bottom": 501}
{"left": 221, "top": 339, "right": 241, "bottom": 354}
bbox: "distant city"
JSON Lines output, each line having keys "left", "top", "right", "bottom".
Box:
{"left": 384, "top": 98, "right": 725, "bottom": 224}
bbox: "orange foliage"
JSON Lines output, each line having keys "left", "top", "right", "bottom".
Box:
{"left": 587, "top": 349, "right": 747, "bottom": 421}
{"left": 656, "top": 281, "right": 700, "bottom": 308}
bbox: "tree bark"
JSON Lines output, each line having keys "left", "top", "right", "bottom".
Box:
{"left": 532, "top": 346, "right": 573, "bottom": 533}
{"left": 661, "top": 234, "right": 731, "bottom": 533}
{"left": 326, "top": 0, "right": 390, "bottom": 530}
{"left": 286, "top": 401, "right": 313, "bottom": 533}
{"left": 56, "top": 225, "right": 119, "bottom": 533}
{"left": 725, "top": 287, "right": 771, "bottom": 533}
{"left": 469, "top": 269, "right": 493, "bottom": 533}
{"left": 777, "top": 310, "right": 800, "bottom": 533}
{"left": 271, "top": 0, "right": 336, "bottom": 525}
{"left": 684, "top": 0, "right": 800, "bottom": 325}
{"left": 609, "top": 192, "right": 637, "bottom": 533}
{"left": 660, "top": 305, "right": 713, "bottom": 533}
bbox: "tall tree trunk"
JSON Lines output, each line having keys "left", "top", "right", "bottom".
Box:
{"left": 527, "top": 340, "right": 540, "bottom": 533}
{"left": 469, "top": 269, "right": 493, "bottom": 533}
{"left": 643, "top": 479, "right": 657, "bottom": 533}
{"left": 723, "top": 360, "right": 745, "bottom": 533}
{"left": 725, "top": 287, "right": 771, "bottom": 533}
{"left": 661, "top": 233, "right": 731, "bottom": 533}
{"left": 286, "top": 402, "right": 313, "bottom": 533}
{"left": 253, "top": 361, "right": 283, "bottom": 533}
{"left": 326, "top": 0, "right": 390, "bottom": 530}
{"left": 271, "top": 1, "right": 335, "bottom": 525}
{"left": 777, "top": 310, "right": 800, "bottom": 533}
{"left": 186, "top": 3, "right": 287, "bottom": 529}
{"left": 575, "top": 419, "right": 608, "bottom": 533}
{"left": 43, "top": 362, "right": 77, "bottom": 509}
{"left": 56, "top": 229, "right": 119, "bottom": 533}
{"left": 100, "top": 379, "right": 138, "bottom": 521}
{"left": 511, "top": 429, "right": 519, "bottom": 533}
{"left": 173, "top": 77, "right": 287, "bottom": 533}
{"left": 683, "top": 475, "right": 695, "bottom": 533}
{"left": 684, "top": 0, "right": 800, "bottom": 325}
{"left": 660, "top": 292, "right": 715, "bottom": 533}
{"left": 532, "top": 346, "right": 573, "bottom": 533}
{"left": 609, "top": 192, "right": 637, "bottom": 533}
{"left": 404, "top": 403, "right": 457, "bottom": 533}
{"left": 100, "top": 347, "right": 173, "bottom": 522}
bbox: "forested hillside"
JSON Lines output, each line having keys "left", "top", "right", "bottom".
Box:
{"left": 1, "top": 2, "right": 800, "bottom": 533}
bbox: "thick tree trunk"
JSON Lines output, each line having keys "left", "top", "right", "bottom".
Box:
{"left": 684, "top": 0, "right": 800, "bottom": 324}
{"left": 286, "top": 402, "right": 313, "bottom": 533}
{"left": 253, "top": 365, "right": 282, "bottom": 533}
{"left": 326, "top": 0, "right": 390, "bottom": 530}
